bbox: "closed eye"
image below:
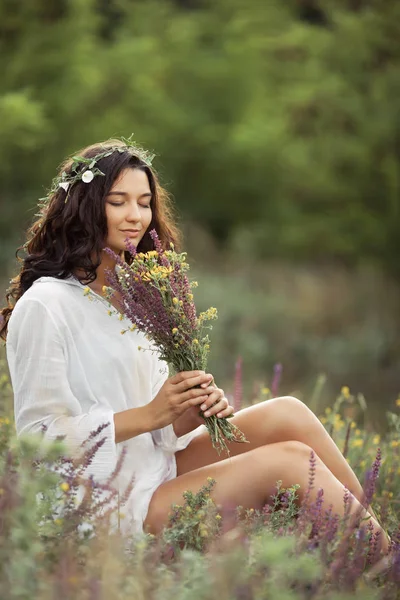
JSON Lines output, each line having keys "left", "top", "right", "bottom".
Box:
{"left": 109, "top": 202, "right": 151, "bottom": 208}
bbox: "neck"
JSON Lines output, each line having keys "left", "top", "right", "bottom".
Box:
{"left": 94, "top": 249, "right": 125, "bottom": 289}
{"left": 73, "top": 249, "right": 125, "bottom": 291}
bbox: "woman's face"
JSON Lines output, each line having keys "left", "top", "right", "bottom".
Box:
{"left": 105, "top": 168, "right": 153, "bottom": 254}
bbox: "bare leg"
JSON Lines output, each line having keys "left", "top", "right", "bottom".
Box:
{"left": 145, "top": 440, "right": 388, "bottom": 559}
{"left": 176, "top": 397, "right": 380, "bottom": 522}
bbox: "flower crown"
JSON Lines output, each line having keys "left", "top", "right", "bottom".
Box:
{"left": 36, "top": 135, "right": 155, "bottom": 213}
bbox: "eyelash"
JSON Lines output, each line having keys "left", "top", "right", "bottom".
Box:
{"left": 109, "top": 202, "right": 151, "bottom": 208}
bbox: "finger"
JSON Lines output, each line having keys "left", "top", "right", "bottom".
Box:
{"left": 199, "top": 388, "right": 224, "bottom": 411}
{"left": 200, "top": 374, "right": 215, "bottom": 389}
{"left": 216, "top": 404, "right": 235, "bottom": 419}
{"left": 169, "top": 370, "right": 205, "bottom": 385}
{"left": 181, "top": 395, "right": 210, "bottom": 412}
{"left": 174, "top": 373, "right": 213, "bottom": 393}
{"left": 180, "top": 387, "right": 213, "bottom": 404}
{"left": 202, "top": 395, "right": 228, "bottom": 418}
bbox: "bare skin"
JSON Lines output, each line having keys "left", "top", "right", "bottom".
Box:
{"left": 144, "top": 396, "right": 390, "bottom": 560}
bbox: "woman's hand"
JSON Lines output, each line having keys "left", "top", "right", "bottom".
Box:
{"left": 147, "top": 370, "right": 216, "bottom": 431}
{"left": 197, "top": 382, "right": 235, "bottom": 419}
{"left": 172, "top": 379, "right": 235, "bottom": 438}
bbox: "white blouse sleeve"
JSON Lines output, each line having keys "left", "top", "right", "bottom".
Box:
{"left": 6, "top": 298, "right": 118, "bottom": 481}
{"left": 150, "top": 357, "right": 205, "bottom": 454}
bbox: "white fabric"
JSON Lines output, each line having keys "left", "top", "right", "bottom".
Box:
{"left": 6, "top": 274, "right": 206, "bottom": 535}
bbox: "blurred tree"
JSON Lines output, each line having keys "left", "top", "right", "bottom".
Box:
{"left": 0, "top": 0, "right": 399, "bottom": 276}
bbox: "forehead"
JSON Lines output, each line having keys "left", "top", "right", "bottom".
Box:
{"left": 111, "top": 168, "right": 150, "bottom": 191}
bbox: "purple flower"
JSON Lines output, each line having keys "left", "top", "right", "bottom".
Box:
{"left": 234, "top": 356, "right": 243, "bottom": 413}
{"left": 271, "top": 363, "right": 283, "bottom": 397}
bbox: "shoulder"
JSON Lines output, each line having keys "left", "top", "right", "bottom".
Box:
{"left": 9, "top": 276, "right": 84, "bottom": 330}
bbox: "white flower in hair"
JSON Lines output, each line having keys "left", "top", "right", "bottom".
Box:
{"left": 81, "top": 170, "right": 94, "bottom": 183}
{"left": 59, "top": 181, "right": 70, "bottom": 192}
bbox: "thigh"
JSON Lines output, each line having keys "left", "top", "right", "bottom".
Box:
{"left": 144, "top": 441, "right": 306, "bottom": 535}
{"left": 176, "top": 397, "right": 299, "bottom": 476}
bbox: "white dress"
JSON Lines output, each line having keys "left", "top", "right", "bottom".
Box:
{"left": 6, "top": 274, "right": 206, "bottom": 535}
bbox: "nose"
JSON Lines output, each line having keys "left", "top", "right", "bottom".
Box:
{"left": 126, "top": 201, "right": 142, "bottom": 223}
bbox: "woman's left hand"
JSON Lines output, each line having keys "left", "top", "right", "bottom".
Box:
{"left": 198, "top": 380, "right": 235, "bottom": 419}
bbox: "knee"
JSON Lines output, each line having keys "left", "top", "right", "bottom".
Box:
{"left": 276, "top": 395, "right": 307, "bottom": 413}
{"left": 143, "top": 492, "right": 167, "bottom": 536}
{"left": 266, "top": 395, "right": 312, "bottom": 436}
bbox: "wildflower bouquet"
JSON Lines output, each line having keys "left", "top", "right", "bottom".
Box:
{"left": 103, "top": 229, "right": 248, "bottom": 455}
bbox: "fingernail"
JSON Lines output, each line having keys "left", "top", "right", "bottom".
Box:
{"left": 201, "top": 404, "right": 207, "bottom": 411}
{"left": 204, "top": 411, "right": 210, "bottom": 417}
{"left": 201, "top": 383, "right": 207, "bottom": 388}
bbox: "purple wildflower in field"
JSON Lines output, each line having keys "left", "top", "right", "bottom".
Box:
{"left": 363, "top": 447, "right": 382, "bottom": 506}
{"left": 271, "top": 363, "right": 283, "bottom": 397}
{"left": 103, "top": 229, "right": 247, "bottom": 455}
{"left": 233, "top": 356, "right": 243, "bottom": 413}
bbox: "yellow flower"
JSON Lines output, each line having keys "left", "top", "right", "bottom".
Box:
{"left": 325, "top": 407, "right": 332, "bottom": 415}
{"left": 138, "top": 346, "right": 142, "bottom": 351}
{"left": 147, "top": 251, "right": 158, "bottom": 258}
{"left": 193, "top": 339, "right": 199, "bottom": 344}
{"left": 187, "top": 294, "right": 193, "bottom": 301}
{"left": 172, "top": 328, "right": 178, "bottom": 335}
{"left": 185, "top": 506, "right": 192, "bottom": 513}
{"left": 102, "top": 285, "right": 108, "bottom": 293}
{"left": 60, "top": 482, "right": 70, "bottom": 492}
{"left": 355, "top": 429, "right": 361, "bottom": 436}
{"left": 118, "top": 313, "right": 123, "bottom": 321}
{"left": 179, "top": 300, "right": 183, "bottom": 306}
{"left": 83, "top": 286, "right": 91, "bottom": 296}
{"left": 261, "top": 387, "right": 270, "bottom": 395}
{"left": 199, "top": 526, "right": 208, "bottom": 538}
{"left": 396, "top": 397, "right": 400, "bottom": 407}
{"left": 107, "top": 310, "right": 113, "bottom": 316}
{"left": 320, "top": 417, "right": 327, "bottom": 424}
{"left": 191, "top": 281, "right": 198, "bottom": 288}
{"left": 351, "top": 439, "right": 363, "bottom": 448}
{"left": 204, "top": 344, "right": 210, "bottom": 351}
{"left": 359, "top": 460, "right": 366, "bottom": 468}
{"left": 334, "top": 419, "right": 345, "bottom": 431}
{"left": 341, "top": 386, "right": 350, "bottom": 398}
{"left": 55, "top": 519, "right": 63, "bottom": 526}
{"left": 373, "top": 435, "right": 380, "bottom": 445}
{"left": 350, "top": 421, "right": 356, "bottom": 429}
{"left": 129, "top": 325, "right": 137, "bottom": 331}
{"left": 391, "top": 440, "right": 400, "bottom": 448}
{"left": 172, "top": 297, "right": 179, "bottom": 305}
{"left": 3, "top": 417, "right": 9, "bottom": 425}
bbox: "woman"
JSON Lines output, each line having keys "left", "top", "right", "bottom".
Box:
{"left": 1, "top": 138, "right": 390, "bottom": 564}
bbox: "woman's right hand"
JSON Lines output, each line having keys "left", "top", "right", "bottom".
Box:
{"left": 146, "top": 370, "right": 215, "bottom": 430}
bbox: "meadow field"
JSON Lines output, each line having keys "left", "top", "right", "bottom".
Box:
{"left": 1, "top": 344, "right": 399, "bottom": 599}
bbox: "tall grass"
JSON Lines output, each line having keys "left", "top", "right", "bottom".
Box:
{"left": 0, "top": 348, "right": 399, "bottom": 598}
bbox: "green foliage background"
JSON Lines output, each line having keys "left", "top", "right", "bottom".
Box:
{"left": 1, "top": 0, "right": 399, "bottom": 422}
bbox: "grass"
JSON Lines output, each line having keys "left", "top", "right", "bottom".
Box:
{"left": 0, "top": 347, "right": 400, "bottom": 599}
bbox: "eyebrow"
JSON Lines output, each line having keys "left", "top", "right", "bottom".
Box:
{"left": 107, "top": 191, "right": 152, "bottom": 199}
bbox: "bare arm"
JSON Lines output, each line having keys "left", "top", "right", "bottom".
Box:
{"left": 113, "top": 406, "right": 153, "bottom": 443}
{"left": 114, "top": 371, "right": 215, "bottom": 443}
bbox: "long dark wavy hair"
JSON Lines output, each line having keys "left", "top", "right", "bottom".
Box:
{"left": 0, "top": 138, "right": 182, "bottom": 341}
